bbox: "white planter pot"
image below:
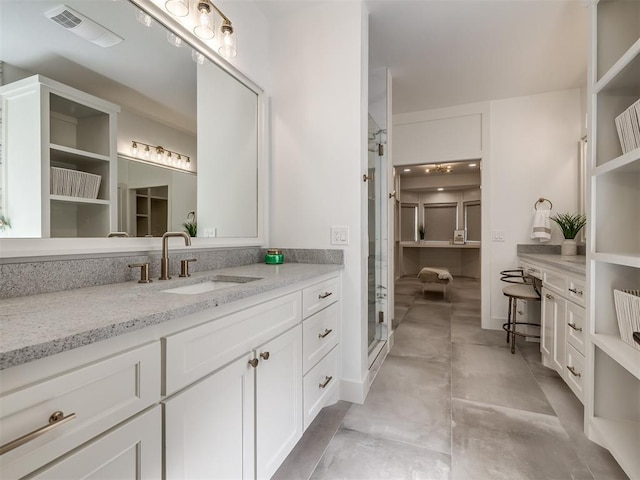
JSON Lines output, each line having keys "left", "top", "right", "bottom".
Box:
{"left": 561, "top": 239, "right": 577, "bottom": 256}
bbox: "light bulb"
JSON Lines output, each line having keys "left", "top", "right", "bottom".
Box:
{"left": 218, "top": 21, "right": 236, "bottom": 58}
{"left": 131, "top": 142, "right": 139, "bottom": 156}
{"left": 135, "top": 9, "right": 152, "bottom": 27}
{"left": 143, "top": 145, "right": 150, "bottom": 159}
{"left": 185, "top": 158, "right": 191, "bottom": 170}
{"left": 194, "top": 2, "right": 214, "bottom": 39}
{"left": 192, "top": 49, "right": 205, "bottom": 64}
{"left": 165, "top": 0, "right": 188, "bottom": 17}
{"left": 167, "top": 32, "right": 182, "bottom": 47}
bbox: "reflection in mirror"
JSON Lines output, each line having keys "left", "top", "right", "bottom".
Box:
{"left": 0, "top": 0, "right": 260, "bottom": 241}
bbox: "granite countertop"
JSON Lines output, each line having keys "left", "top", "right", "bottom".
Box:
{"left": 0, "top": 263, "right": 342, "bottom": 370}
{"left": 518, "top": 253, "right": 586, "bottom": 276}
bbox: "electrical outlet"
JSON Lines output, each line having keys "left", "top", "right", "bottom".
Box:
{"left": 331, "top": 227, "right": 349, "bottom": 245}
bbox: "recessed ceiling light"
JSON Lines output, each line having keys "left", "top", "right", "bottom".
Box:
{"left": 403, "top": 168, "right": 411, "bottom": 172}
{"left": 437, "top": 187, "right": 444, "bottom": 191}
{"left": 469, "top": 163, "right": 477, "bottom": 167}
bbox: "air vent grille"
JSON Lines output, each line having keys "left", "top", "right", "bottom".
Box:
{"left": 50, "top": 9, "right": 82, "bottom": 29}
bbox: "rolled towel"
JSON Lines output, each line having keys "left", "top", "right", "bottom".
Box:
{"left": 531, "top": 210, "right": 551, "bottom": 242}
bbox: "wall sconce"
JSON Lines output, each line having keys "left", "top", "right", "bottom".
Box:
{"left": 130, "top": 141, "right": 193, "bottom": 172}
{"left": 163, "top": 0, "right": 237, "bottom": 58}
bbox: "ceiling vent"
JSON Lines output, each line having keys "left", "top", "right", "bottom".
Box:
{"left": 45, "top": 5, "right": 123, "bottom": 48}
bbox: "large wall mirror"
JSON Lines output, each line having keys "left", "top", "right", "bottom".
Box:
{"left": 0, "top": 0, "right": 263, "bottom": 248}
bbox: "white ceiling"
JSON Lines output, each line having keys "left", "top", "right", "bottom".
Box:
{"left": 365, "top": 0, "right": 589, "bottom": 114}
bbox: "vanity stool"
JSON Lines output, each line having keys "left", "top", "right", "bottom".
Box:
{"left": 417, "top": 267, "right": 453, "bottom": 300}
{"left": 501, "top": 269, "right": 541, "bottom": 354}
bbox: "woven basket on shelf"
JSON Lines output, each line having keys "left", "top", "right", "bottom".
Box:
{"left": 613, "top": 289, "right": 640, "bottom": 351}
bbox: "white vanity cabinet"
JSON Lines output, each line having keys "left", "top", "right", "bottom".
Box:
{"left": 301, "top": 277, "right": 341, "bottom": 430}
{"left": 0, "top": 342, "right": 161, "bottom": 479}
{"left": 523, "top": 258, "right": 586, "bottom": 403}
{"left": 163, "top": 291, "right": 303, "bottom": 480}
{"left": 0, "top": 75, "right": 119, "bottom": 238}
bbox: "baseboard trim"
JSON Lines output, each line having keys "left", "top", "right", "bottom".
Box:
{"left": 340, "top": 373, "right": 370, "bottom": 404}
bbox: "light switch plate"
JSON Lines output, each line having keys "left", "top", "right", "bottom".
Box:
{"left": 492, "top": 230, "right": 505, "bottom": 242}
{"left": 331, "top": 226, "right": 349, "bottom": 245}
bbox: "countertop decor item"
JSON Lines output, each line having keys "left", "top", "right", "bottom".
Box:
{"left": 183, "top": 211, "right": 197, "bottom": 237}
{"left": 550, "top": 212, "right": 586, "bottom": 256}
{"left": 265, "top": 249, "right": 284, "bottom": 264}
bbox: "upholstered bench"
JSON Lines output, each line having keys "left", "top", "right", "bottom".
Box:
{"left": 417, "top": 267, "right": 453, "bottom": 300}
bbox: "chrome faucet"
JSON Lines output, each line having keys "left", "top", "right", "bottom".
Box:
{"left": 160, "top": 232, "right": 191, "bottom": 280}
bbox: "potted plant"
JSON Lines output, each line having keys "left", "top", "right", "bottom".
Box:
{"left": 550, "top": 212, "right": 586, "bottom": 256}
{"left": 418, "top": 225, "right": 425, "bottom": 241}
{"left": 183, "top": 211, "right": 197, "bottom": 237}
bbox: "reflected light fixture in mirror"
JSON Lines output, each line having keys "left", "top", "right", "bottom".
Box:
{"left": 425, "top": 164, "right": 452, "bottom": 174}
{"left": 163, "top": 0, "right": 237, "bottom": 58}
{"left": 135, "top": 9, "right": 153, "bottom": 27}
{"left": 165, "top": 0, "right": 189, "bottom": 17}
{"left": 130, "top": 141, "right": 192, "bottom": 172}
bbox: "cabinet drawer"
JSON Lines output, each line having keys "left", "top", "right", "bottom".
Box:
{"left": 164, "top": 292, "right": 301, "bottom": 395}
{"left": 543, "top": 270, "right": 567, "bottom": 297}
{"left": 565, "top": 344, "right": 585, "bottom": 404}
{"left": 303, "top": 345, "right": 339, "bottom": 430}
{"left": 567, "top": 277, "right": 585, "bottom": 307}
{"left": 303, "top": 303, "right": 339, "bottom": 374}
{"left": 302, "top": 276, "right": 340, "bottom": 319}
{"left": 566, "top": 302, "right": 586, "bottom": 355}
{"left": 0, "top": 342, "right": 160, "bottom": 480}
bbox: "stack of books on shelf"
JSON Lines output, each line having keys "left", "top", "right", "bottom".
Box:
{"left": 50, "top": 167, "right": 102, "bottom": 199}
{"left": 615, "top": 98, "right": 640, "bottom": 154}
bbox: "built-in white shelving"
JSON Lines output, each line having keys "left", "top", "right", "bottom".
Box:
{"left": 586, "top": 2, "right": 640, "bottom": 478}
{"left": 0, "top": 75, "right": 119, "bottom": 238}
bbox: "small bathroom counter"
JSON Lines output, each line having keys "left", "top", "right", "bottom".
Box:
{"left": 518, "top": 253, "right": 586, "bottom": 276}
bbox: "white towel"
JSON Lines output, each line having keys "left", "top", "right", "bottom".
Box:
{"left": 418, "top": 267, "right": 453, "bottom": 282}
{"left": 531, "top": 210, "right": 551, "bottom": 242}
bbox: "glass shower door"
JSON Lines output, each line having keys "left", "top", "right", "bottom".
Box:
{"left": 367, "top": 115, "right": 388, "bottom": 360}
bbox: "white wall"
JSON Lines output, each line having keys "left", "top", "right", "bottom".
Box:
{"left": 266, "top": 2, "right": 369, "bottom": 402}
{"left": 489, "top": 88, "right": 581, "bottom": 328}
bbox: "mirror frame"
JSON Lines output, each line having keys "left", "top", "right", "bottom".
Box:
{"left": 0, "top": 0, "right": 267, "bottom": 259}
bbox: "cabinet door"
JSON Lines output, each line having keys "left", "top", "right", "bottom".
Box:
{"left": 164, "top": 353, "right": 255, "bottom": 480}
{"left": 552, "top": 296, "right": 567, "bottom": 376}
{"left": 30, "top": 406, "right": 161, "bottom": 479}
{"left": 541, "top": 288, "right": 555, "bottom": 363}
{"left": 255, "top": 325, "right": 303, "bottom": 480}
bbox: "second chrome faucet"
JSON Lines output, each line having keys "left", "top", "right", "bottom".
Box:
{"left": 160, "top": 231, "right": 191, "bottom": 280}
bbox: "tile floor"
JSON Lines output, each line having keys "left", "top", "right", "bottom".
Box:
{"left": 273, "top": 277, "right": 628, "bottom": 480}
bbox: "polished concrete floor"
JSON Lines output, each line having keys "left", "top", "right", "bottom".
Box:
{"left": 273, "top": 277, "right": 628, "bottom": 480}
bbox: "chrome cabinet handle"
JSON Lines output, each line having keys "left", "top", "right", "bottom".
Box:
{"left": 318, "top": 328, "right": 333, "bottom": 339}
{"left": 248, "top": 358, "right": 259, "bottom": 368}
{"left": 568, "top": 288, "right": 583, "bottom": 296}
{"left": 259, "top": 352, "right": 270, "bottom": 360}
{"left": 0, "top": 411, "right": 76, "bottom": 456}
{"left": 567, "top": 366, "right": 581, "bottom": 378}
{"left": 568, "top": 322, "right": 583, "bottom": 332}
{"left": 545, "top": 294, "right": 554, "bottom": 300}
{"left": 318, "top": 292, "right": 333, "bottom": 299}
{"left": 319, "top": 376, "right": 333, "bottom": 389}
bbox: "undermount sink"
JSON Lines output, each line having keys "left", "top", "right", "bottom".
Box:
{"left": 161, "top": 275, "right": 260, "bottom": 295}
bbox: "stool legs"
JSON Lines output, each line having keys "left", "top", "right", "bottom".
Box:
{"left": 510, "top": 297, "right": 518, "bottom": 354}
{"left": 505, "top": 297, "right": 512, "bottom": 343}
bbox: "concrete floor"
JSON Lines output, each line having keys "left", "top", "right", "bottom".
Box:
{"left": 273, "top": 277, "right": 628, "bottom": 480}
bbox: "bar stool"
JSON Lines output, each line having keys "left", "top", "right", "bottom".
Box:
{"left": 500, "top": 269, "right": 541, "bottom": 354}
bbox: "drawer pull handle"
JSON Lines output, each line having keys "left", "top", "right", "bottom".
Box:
{"left": 260, "top": 352, "right": 270, "bottom": 360}
{"left": 568, "top": 322, "right": 583, "bottom": 332}
{"left": 545, "top": 294, "right": 554, "bottom": 300}
{"left": 319, "top": 328, "right": 333, "bottom": 339}
{"left": 568, "top": 288, "right": 583, "bottom": 296}
{"left": 0, "top": 411, "right": 76, "bottom": 456}
{"left": 319, "top": 376, "right": 333, "bottom": 389}
{"left": 318, "top": 292, "right": 333, "bottom": 300}
{"left": 248, "top": 358, "right": 259, "bottom": 368}
{"left": 567, "top": 366, "right": 581, "bottom": 378}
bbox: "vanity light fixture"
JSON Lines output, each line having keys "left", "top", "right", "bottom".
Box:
{"left": 425, "top": 164, "right": 451, "bottom": 174}
{"left": 163, "top": 0, "right": 237, "bottom": 58}
{"left": 130, "top": 141, "right": 193, "bottom": 172}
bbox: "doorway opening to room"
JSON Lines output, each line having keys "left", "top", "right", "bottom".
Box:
{"left": 394, "top": 160, "right": 481, "bottom": 311}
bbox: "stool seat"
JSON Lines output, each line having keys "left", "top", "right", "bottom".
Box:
{"left": 502, "top": 284, "right": 540, "bottom": 301}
